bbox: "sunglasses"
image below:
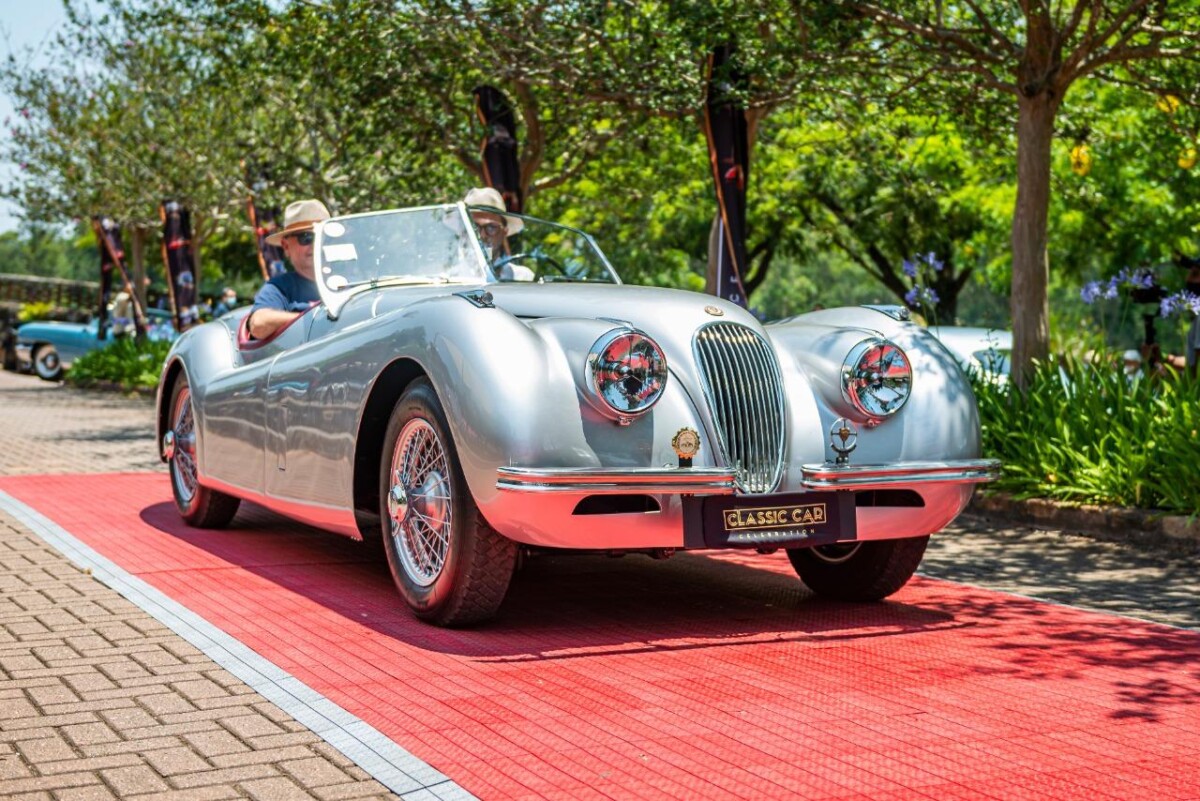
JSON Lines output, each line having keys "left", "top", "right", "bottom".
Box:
{"left": 476, "top": 221, "right": 505, "bottom": 237}
{"left": 287, "top": 231, "right": 316, "bottom": 246}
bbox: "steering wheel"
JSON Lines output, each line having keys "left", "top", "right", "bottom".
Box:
{"left": 492, "top": 251, "right": 569, "bottom": 281}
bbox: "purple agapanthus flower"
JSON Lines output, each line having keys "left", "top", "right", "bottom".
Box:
{"left": 923, "top": 252, "right": 944, "bottom": 272}
{"left": 904, "top": 287, "right": 920, "bottom": 306}
{"left": 902, "top": 259, "right": 918, "bottom": 279}
{"left": 1081, "top": 281, "right": 1104, "bottom": 304}
{"left": 1160, "top": 291, "right": 1200, "bottom": 318}
{"left": 924, "top": 287, "right": 940, "bottom": 305}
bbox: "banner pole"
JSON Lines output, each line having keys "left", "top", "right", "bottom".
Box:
{"left": 158, "top": 202, "right": 180, "bottom": 331}
{"left": 91, "top": 217, "right": 148, "bottom": 338}
{"left": 702, "top": 46, "right": 750, "bottom": 308}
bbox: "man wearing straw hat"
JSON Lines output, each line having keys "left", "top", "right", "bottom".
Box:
{"left": 463, "top": 187, "right": 532, "bottom": 281}
{"left": 247, "top": 199, "right": 330, "bottom": 340}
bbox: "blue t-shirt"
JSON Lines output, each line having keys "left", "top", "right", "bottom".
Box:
{"left": 251, "top": 272, "right": 320, "bottom": 313}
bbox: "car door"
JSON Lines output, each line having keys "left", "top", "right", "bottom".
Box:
{"left": 198, "top": 311, "right": 314, "bottom": 495}
{"left": 262, "top": 307, "right": 362, "bottom": 515}
{"left": 61, "top": 320, "right": 106, "bottom": 365}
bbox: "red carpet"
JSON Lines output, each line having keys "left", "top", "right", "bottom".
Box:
{"left": 3, "top": 472, "right": 1199, "bottom": 800}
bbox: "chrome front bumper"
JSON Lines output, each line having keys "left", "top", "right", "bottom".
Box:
{"left": 496, "top": 467, "right": 737, "bottom": 495}
{"left": 14, "top": 343, "right": 32, "bottom": 365}
{"left": 496, "top": 459, "right": 1000, "bottom": 494}
{"left": 799, "top": 459, "right": 1001, "bottom": 490}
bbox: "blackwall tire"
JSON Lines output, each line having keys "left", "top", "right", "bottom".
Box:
{"left": 167, "top": 375, "right": 240, "bottom": 528}
{"left": 787, "top": 536, "right": 930, "bottom": 601}
{"left": 379, "top": 379, "right": 517, "bottom": 627}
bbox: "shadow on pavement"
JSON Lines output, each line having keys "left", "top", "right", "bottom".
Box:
{"left": 924, "top": 514, "right": 1200, "bottom": 630}
{"left": 138, "top": 499, "right": 966, "bottom": 661}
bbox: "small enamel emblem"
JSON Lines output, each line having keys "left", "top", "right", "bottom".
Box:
{"left": 671, "top": 427, "right": 701, "bottom": 459}
{"left": 704, "top": 305, "right": 724, "bottom": 317}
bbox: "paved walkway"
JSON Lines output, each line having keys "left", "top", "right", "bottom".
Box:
{"left": 0, "top": 371, "right": 397, "bottom": 800}
{"left": 2, "top": 368, "right": 1198, "bottom": 799}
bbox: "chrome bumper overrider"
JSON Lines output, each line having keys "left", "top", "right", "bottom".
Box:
{"left": 496, "top": 467, "right": 737, "bottom": 495}
{"left": 800, "top": 459, "right": 1001, "bottom": 490}
{"left": 14, "top": 343, "right": 32, "bottom": 364}
{"left": 497, "top": 459, "right": 999, "bottom": 494}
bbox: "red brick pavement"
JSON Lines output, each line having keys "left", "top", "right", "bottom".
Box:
{"left": 5, "top": 471, "right": 1200, "bottom": 801}
{"left": 0, "top": 371, "right": 399, "bottom": 800}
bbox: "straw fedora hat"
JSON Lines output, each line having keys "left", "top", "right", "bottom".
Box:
{"left": 265, "top": 199, "right": 331, "bottom": 246}
{"left": 463, "top": 187, "right": 523, "bottom": 235}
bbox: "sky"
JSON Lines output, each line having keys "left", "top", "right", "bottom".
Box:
{"left": 0, "top": 0, "right": 91, "bottom": 233}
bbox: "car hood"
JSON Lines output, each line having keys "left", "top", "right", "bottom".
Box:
{"left": 482, "top": 282, "right": 763, "bottom": 334}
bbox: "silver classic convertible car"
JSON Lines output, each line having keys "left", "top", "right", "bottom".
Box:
{"left": 157, "top": 203, "right": 999, "bottom": 626}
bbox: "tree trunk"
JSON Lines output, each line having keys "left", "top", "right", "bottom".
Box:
{"left": 1010, "top": 92, "right": 1058, "bottom": 388}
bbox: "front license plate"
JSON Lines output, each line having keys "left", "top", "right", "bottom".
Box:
{"left": 687, "top": 491, "right": 857, "bottom": 549}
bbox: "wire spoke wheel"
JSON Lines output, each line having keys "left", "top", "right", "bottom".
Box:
{"left": 388, "top": 419, "right": 452, "bottom": 587}
{"left": 164, "top": 374, "right": 239, "bottom": 528}
{"left": 378, "top": 379, "right": 518, "bottom": 626}
{"left": 170, "top": 385, "right": 199, "bottom": 504}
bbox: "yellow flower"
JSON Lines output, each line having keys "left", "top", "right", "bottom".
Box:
{"left": 1069, "top": 144, "right": 1092, "bottom": 176}
{"left": 1156, "top": 95, "right": 1181, "bottom": 114}
{"left": 1180, "top": 147, "right": 1198, "bottom": 170}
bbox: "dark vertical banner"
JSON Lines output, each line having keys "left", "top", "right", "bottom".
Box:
{"left": 473, "top": 85, "right": 523, "bottom": 212}
{"left": 91, "top": 216, "right": 145, "bottom": 338}
{"left": 247, "top": 197, "right": 286, "bottom": 280}
{"left": 702, "top": 44, "right": 750, "bottom": 308}
{"left": 159, "top": 200, "right": 198, "bottom": 329}
{"left": 95, "top": 216, "right": 122, "bottom": 336}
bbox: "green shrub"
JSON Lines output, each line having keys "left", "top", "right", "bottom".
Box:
{"left": 974, "top": 359, "right": 1200, "bottom": 515}
{"left": 66, "top": 337, "right": 172, "bottom": 393}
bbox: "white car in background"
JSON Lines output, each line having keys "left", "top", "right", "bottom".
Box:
{"left": 929, "top": 326, "right": 1012, "bottom": 385}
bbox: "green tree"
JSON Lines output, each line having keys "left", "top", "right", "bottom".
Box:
{"left": 832, "top": 1, "right": 1200, "bottom": 385}
{"left": 0, "top": 223, "right": 95, "bottom": 281}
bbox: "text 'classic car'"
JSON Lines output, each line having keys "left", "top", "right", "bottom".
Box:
{"left": 157, "top": 202, "right": 999, "bottom": 626}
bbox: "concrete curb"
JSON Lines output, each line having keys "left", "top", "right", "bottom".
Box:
{"left": 967, "top": 490, "right": 1200, "bottom": 551}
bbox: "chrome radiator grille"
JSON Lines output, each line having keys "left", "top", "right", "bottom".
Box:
{"left": 693, "top": 323, "right": 786, "bottom": 493}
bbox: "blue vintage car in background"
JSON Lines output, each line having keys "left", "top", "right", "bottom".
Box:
{"left": 15, "top": 308, "right": 177, "bottom": 380}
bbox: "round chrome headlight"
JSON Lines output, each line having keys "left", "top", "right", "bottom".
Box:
{"left": 842, "top": 338, "right": 912, "bottom": 419}
{"left": 587, "top": 330, "right": 668, "bottom": 418}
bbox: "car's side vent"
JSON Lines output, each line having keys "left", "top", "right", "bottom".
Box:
{"left": 693, "top": 323, "right": 786, "bottom": 494}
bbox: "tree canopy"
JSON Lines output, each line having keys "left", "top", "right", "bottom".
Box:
{"left": 2, "top": 0, "right": 1199, "bottom": 364}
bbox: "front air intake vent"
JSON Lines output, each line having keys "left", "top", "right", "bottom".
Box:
{"left": 693, "top": 323, "right": 786, "bottom": 493}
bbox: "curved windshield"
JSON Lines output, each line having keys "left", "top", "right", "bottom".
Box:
{"left": 315, "top": 204, "right": 621, "bottom": 312}
{"left": 465, "top": 206, "right": 620, "bottom": 285}
{"left": 316, "top": 205, "right": 486, "bottom": 293}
